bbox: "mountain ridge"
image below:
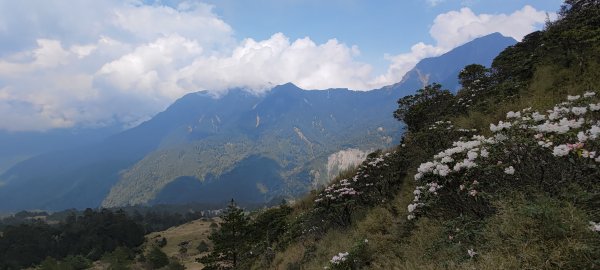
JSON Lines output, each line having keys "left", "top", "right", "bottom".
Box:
{"left": 0, "top": 33, "right": 516, "bottom": 212}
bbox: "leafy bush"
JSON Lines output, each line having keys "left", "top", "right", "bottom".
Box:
{"left": 394, "top": 83, "right": 457, "bottom": 132}
{"left": 196, "top": 240, "right": 209, "bottom": 253}
{"left": 406, "top": 92, "right": 600, "bottom": 267}
{"left": 310, "top": 149, "right": 407, "bottom": 230}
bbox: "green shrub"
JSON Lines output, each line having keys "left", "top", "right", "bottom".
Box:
{"left": 147, "top": 246, "right": 169, "bottom": 269}
{"left": 196, "top": 240, "right": 209, "bottom": 253}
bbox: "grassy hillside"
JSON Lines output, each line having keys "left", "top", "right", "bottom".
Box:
{"left": 193, "top": 2, "right": 600, "bottom": 269}
{"left": 144, "top": 218, "right": 218, "bottom": 269}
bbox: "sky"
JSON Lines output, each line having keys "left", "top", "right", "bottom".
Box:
{"left": 0, "top": 0, "right": 563, "bottom": 132}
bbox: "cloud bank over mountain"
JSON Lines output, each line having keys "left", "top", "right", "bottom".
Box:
{"left": 0, "top": 1, "right": 550, "bottom": 131}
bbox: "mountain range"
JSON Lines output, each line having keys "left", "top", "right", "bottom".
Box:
{"left": 0, "top": 33, "right": 516, "bottom": 212}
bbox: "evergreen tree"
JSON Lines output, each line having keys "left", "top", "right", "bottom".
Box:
{"left": 147, "top": 246, "right": 169, "bottom": 269}
{"left": 200, "top": 199, "right": 250, "bottom": 270}
{"left": 393, "top": 83, "right": 455, "bottom": 132}
{"left": 196, "top": 240, "right": 209, "bottom": 253}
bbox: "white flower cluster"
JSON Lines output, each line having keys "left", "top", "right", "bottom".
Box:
{"left": 506, "top": 111, "right": 521, "bottom": 119}
{"left": 490, "top": 121, "right": 512, "bottom": 132}
{"left": 428, "top": 120, "right": 454, "bottom": 130}
{"left": 314, "top": 152, "right": 394, "bottom": 204}
{"left": 590, "top": 221, "right": 600, "bottom": 232}
{"left": 409, "top": 130, "right": 496, "bottom": 218}
{"left": 467, "top": 248, "right": 477, "bottom": 258}
{"left": 408, "top": 91, "right": 600, "bottom": 220}
{"left": 488, "top": 92, "right": 600, "bottom": 162}
{"left": 314, "top": 181, "right": 360, "bottom": 203}
{"left": 330, "top": 252, "right": 349, "bottom": 265}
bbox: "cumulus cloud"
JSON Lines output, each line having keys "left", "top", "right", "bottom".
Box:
{"left": 0, "top": 1, "right": 377, "bottom": 131}
{"left": 430, "top": 5, "right": 548, "bottom": 49}
{"left": 176, "top": 33, "right": 373, "bottom": 93}
{"left": 0, "top": 1, "right": 551, "bottom": 131}
{"left": 0, "top": 1, "right": 235, "bottom": 131}
{"left": 375, "top": 5, "right": 549, "bottom": 85}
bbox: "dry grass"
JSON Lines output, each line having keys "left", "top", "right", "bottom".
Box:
{"left": 145, "top": 218, "right": 219, "bottom": 270}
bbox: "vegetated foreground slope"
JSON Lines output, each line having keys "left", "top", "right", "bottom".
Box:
{"left": 0, "top": 33, "right": 515, "bottom": 212}
{"left": 194, "top": 3, "right": 600, "bottom": 269}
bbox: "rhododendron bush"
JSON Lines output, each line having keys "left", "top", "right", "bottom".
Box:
{"left": 408, "top": 92, "right": 600, "bottom": 225}
{"left": 312, "top": 150, "right": 406, "bottom": 228}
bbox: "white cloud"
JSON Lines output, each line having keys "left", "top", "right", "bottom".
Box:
{"left": 0, "top": 2, "right": 551, "bottom": 131}
{"left": 430, "top": 5, "right": 548, "bottom": 49}
{"left": 375, "top": 5, "right": 549, "bottom": 86}
{"left": 0, "top": 1, "right": 375, "bottom": 131}
{"left": 176, "top": 33, "right": 373, "bottom": 94}
{"left": 112, "top": 1, "right": 234, "bottom": 49}
{"left": 371, "top": 42, "right": 445, "bottom": 87}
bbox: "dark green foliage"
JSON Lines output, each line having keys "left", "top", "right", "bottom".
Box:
{"left": 0, "top": 222, "right": 59, "bottom": 269}
{"left": 62, "top": 255, "right": 92, "bottom": 270}
{"left": 38, "top": 257, "right": 63, "bottom": 270}
{"left": 58, "top": 209, "right": 145, "bottom": 260}
{"left": 455, "top": 64, "right": 494, "bottom": 112}
{"left": 167, "top": 261, "right": 186, "bottom": 270}
{"left": 147, "top": 246, "right": 169, "bottom": 269}
{"left": 201, "top": 200, "right": 251, "bottom": 270}
{"left": 458, "top": 64, "right": 490, "bottom": 89}
{"left": 130, "top": 209, "right": 204, "bottom": 233}
{"left": 244, "top": 203, "right": 293, "bottom": 268}
{"left": 36, "top": 255, "right": 92, "bottom": 270}
{"left": 560, "top": 0, "right": 600, "bottom": 16}
{"left": 196, "top": 240, "right": 210, "bottom": 253}
{"left": 394, "top": 83, "right": 456, "bottom": 132}
{"left": 102, "top": 247, "right": 134, "bottom": 270}
{"left": 248, "top": 203, "right": 292, "bottom": 248}
{"left": 0, "top": 209, "right": 144, "bottom": 270}
{"left": 491, "top": 31, "right": 543, "bottom": 94}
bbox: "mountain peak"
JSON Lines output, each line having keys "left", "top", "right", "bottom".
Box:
{"left": 392, "top": 32, "right": 517, "bottom": 95}
{"left": 271, "top": 82, "right": 302, "bottom": 92}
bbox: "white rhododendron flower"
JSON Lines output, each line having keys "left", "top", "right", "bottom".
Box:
{"left": 480, "top": 148, "right": 489, "bottom": 158}
{"left": 572, "top": 106, "right": 587, "bottom": 115}
{"left": 408, "top": 92, "right": 600, "bottom": 221}
{"left": 330, "top": 252, "right": 349, "bottom": 265}
{"left": 467, "top": 249, "right": 477, "bottom": 258}
{"left": 553, "top": 144, "right": 571, "bottom": 157}
{"left": 506, "top": 111, "right": 521, "bottom": 118}
{"left": 590, "top": 222, "right": 600, "bottom": 232}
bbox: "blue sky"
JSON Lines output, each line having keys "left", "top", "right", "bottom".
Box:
{"left": 0, "top": 0, "right": 563, "bottom": 131}
{"left": 199, "top": 0, "right": 562, "bottom": 73}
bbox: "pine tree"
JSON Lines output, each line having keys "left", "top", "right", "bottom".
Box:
{"left": 147, "top": 246, "right": 169, "bottom": 269}
{"left": 200, "top": 199, "right": 250, "bottom": 270}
